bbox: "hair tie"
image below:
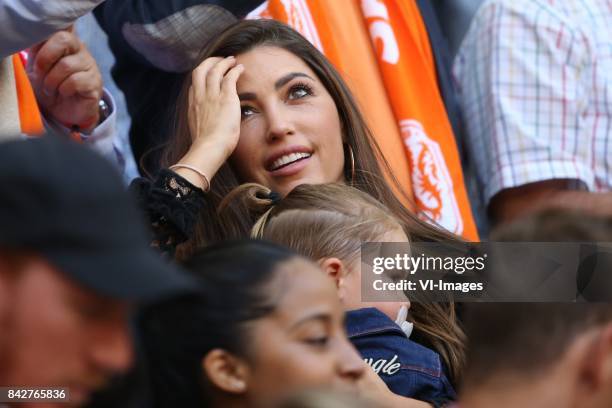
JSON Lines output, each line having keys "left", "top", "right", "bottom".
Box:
{"left": 268, "top": 191, "right": 282, "bottom": 205}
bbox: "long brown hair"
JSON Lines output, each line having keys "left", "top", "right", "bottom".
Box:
{"left": 220, "top": 182, "right": 466, "bottom": 382}
{"left": 161, "top": 19, "right": 455, "bottom": 256}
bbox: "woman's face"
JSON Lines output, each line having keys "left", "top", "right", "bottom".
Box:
{"left": 244, "top": 258, "right": 364, "bottom": 405}
{"left": 231, "top": 46, "right": 345, "bottom": 196}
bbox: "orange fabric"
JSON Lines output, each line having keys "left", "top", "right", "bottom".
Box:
{"left": 249, "top": 0, "right": 478, "bottom": 240}
{"left": 12, "top": 54, "right": 44, "bottom": 136}
{"left": 302, "top": 0, "right": 415, "bottom": 207}
{"left": 361, "top": 0, "right": 477, "bottom": 239}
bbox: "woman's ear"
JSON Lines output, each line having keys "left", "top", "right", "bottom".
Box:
{"left": 319, "top": 257, "right": 349, "bottom": 300}
{"left": 202, "top": 349, "right": 250, "bottom": 395}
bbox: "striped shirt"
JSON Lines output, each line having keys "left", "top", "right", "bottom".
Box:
{"left": 453, "top": 0, "right": 612, "bottom": 205}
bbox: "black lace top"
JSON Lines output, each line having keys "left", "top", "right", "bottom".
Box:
{"left": 130, "top": 169, "right": 205, "bottom": 256}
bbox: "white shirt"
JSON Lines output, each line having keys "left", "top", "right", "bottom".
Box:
{"left": 453, "top": 0, "right": 612, "bottom": 205}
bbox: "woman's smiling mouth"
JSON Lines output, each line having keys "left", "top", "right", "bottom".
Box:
{"left": 271, "top": 152, "right": 312, "bottom": 170}
{"left": 265, "top": 146, "right": 314, "bottom": 177}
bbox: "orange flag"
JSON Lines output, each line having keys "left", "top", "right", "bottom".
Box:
{"left": 12, "top": 53, "right": 44, "bottom": 136}
{"left": 249, "top": 0, "right": 478, "bottom": 240}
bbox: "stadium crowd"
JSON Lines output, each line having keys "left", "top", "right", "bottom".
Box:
{"left": 0, "top": 1, "right": 611, "bottom": 407}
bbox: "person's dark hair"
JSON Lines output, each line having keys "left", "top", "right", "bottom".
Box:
{"left": 139, "top": 240, "right": 299, "bottom": 407}
{"left": 462, "top": 303, "right": 612, "bottom": 388}
{"left": 161, "top": 19, "right": 455, "bottom": 258}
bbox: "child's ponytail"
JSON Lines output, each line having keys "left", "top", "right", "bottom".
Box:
{"left": 218, "top": 183, "right": 280, "bottom": 239}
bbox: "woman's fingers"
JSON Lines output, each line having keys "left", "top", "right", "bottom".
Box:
{"left": 179, "top": 57, "right": 245, "bottom": 185}
{"left": 191, "top": 56, "right": 223, "bottom": 100}
{"left": 188, "top": 85, "right": 197, "bottom": 140}
{"left": 205, "top": 56, "right": 237, "bottom": 98}
{"left": 221, "top": 64, "right": 245, "bottom": 97}
{"left": 186, "top": 56, "right": 243, "bottom": 155}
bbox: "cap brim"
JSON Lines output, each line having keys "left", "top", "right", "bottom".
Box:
{"left": 45, "top": 248, "right": 197, "bottom": 303}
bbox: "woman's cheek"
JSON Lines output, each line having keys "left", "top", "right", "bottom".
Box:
{"left": 230, "top": 131, "right": 261, "bottom": 179}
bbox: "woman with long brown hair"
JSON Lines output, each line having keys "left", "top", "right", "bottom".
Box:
{"left": 132, "top": 18, "right": 457, "bottom": 257}
{"left": 131, "top": 17, "right": 466, "bottom": 402}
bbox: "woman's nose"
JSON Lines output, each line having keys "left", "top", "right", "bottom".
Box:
{"left": 265, "top": 104, "right": 295, "bottom": 141}
{"left": 336, "top": 337, "right": 365, "bottom": 382}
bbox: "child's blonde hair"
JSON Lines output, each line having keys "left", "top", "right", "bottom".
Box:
{"left": 220, "top": 182, "right": 465, "bottom": 382}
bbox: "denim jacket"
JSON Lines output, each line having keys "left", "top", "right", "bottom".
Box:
{"left": 346, "top": 308, "right": 456, "bottom": 406}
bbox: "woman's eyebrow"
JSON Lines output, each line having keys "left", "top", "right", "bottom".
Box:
{"left": 238, "top": 72, "right": 314, "bottom": 101}
{"left": 289, "top": 312, "right": 330, "bottom": 331}
{"left": 274, "top": 72, "right": 314, "bottom": 90}
{"left": 238, "top": 92, "right": 257, "bottom": 101}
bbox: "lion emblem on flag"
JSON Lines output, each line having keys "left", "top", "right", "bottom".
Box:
{"left": 400, "top": 119, "right": 463, "bottom": 235}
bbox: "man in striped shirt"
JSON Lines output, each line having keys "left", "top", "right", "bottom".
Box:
{"left": 453, "top": 0, "right": 612, "bottom": 226}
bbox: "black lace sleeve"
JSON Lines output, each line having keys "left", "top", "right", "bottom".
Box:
{"left": 130, "top": 169, "right": 206, "bottom": 255}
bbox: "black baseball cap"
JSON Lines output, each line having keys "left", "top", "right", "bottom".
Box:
{"left": 0, "top": 136, "right": 194, "bottom": 302}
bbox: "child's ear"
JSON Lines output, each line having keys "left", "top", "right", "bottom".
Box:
{"left": 319, "top": 257, "right": 349, "bottom": 299}
{"left": 202, "top": 349, "right": 250, "bottom": 395}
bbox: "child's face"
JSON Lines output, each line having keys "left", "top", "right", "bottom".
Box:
{"left": 341, "top": 228, "right": 410, "bottom": 321}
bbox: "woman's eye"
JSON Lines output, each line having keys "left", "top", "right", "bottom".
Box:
{"left": 241, "top": 106, "right": 255, "bottom": 118}
{"left": 288, "top": 84, "right": 313, "bottom": 100}
{"left": 305, "top": 336, "right": 329, "bottom": 348}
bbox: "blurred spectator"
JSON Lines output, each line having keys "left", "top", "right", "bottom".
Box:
{"left": 454, "top": 0, "right": 612, "bottom": 226}
{"left": 27, "top": 28, "right": 120, "bottom": 165}
{"left": 0, "top": 136, "right": 193, "bottom": 407}
{"left": 460, "top": 303, "right": 612, "bottom": 408}
{"left": 459, "top": 211, "right": 612, "bottom": 407}
{"left": 138, "top": 240, "right": 365, "bottom": 407}
{"left": 28, "top": 30, "right": 102, "bottom": 132}
{"left": 0, "top": 0, "right": 105, "bottom": 58}
{"left": 0, "top": 0, "right": 124, "bottom": 169}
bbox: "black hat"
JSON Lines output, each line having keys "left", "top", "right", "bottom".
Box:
{"left": 0, "top": 136, "right": 194, "bottom": 302}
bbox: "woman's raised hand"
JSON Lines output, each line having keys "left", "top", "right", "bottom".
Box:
{"left": 174, "top": 56, "right": 245, "bottom": 190}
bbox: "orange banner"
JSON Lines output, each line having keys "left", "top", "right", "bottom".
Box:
{"left": 248, "top": 0, "right": 478, "bottom": 240}
{"left": 12, "top": 54, "right": 44, "bottom": 136}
